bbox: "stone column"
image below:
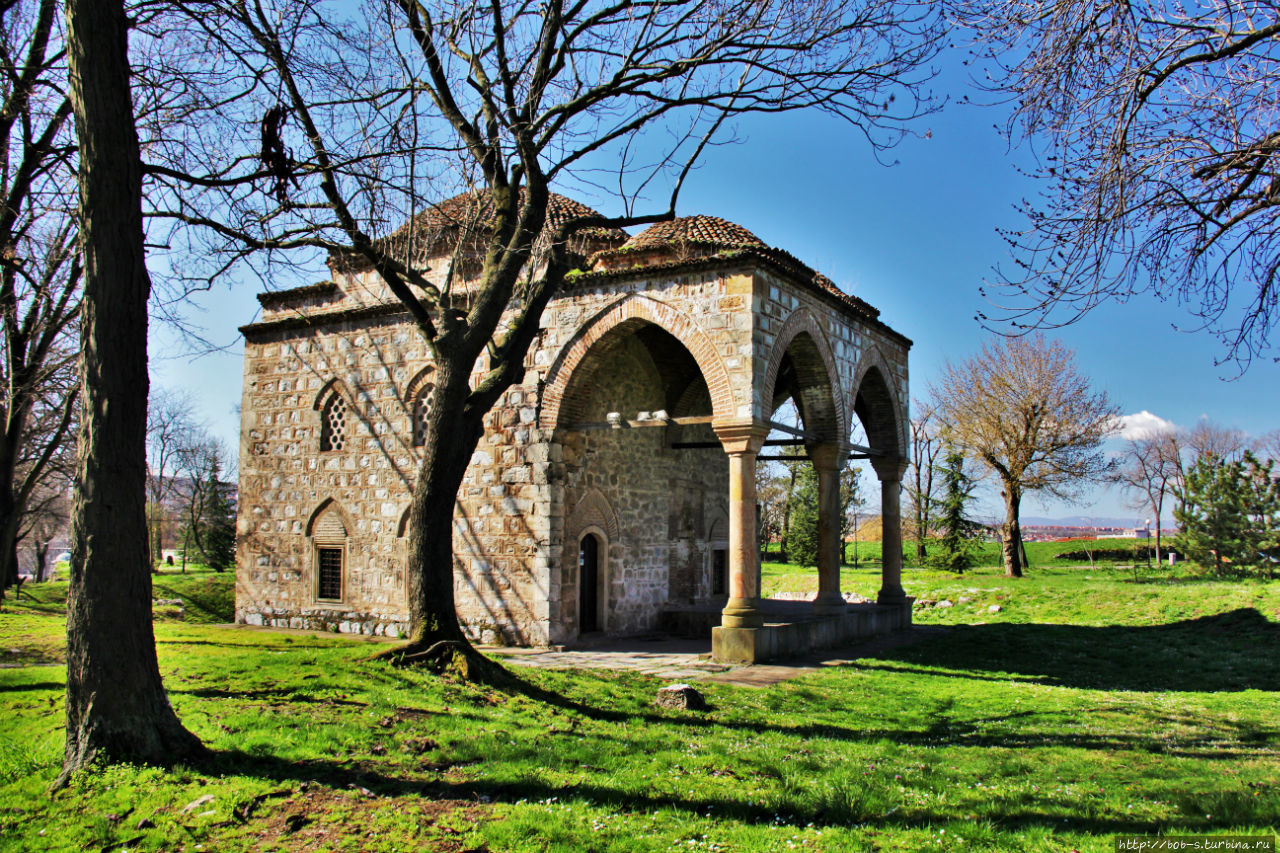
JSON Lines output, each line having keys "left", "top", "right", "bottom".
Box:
{"left": 810, "top": 443, "right": 845, "bottom": 614}
{"left": 713, "top": 422, "right": 769, "bottom": 630}
{"left": 873, "top": 458, "right": 909, "bottom": 605}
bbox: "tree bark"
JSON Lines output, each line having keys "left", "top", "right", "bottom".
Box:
{"left": 0, "top": 420, "right": 25, "bottom": 593}
{"left": 56, "top": 0, "right": 204, "bottom": 787}
{"left": 375, "top": 350, "right": 503, "bottom": 681}
{"left": 1001, "top": 487, "right": 1025, "bottom": 578}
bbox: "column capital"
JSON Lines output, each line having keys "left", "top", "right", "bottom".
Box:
{"left": 712, "top": 419, "right": 770, "bottom": 454}
{"left": 871, "top": 455, "right": 909, "bottom": 482}
{"left": 807, "top": 442, "right": 843, "bottom": 471}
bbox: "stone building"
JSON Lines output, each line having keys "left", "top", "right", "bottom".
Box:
{"left": 235, "top": 194, "right": 913, "bottom": 662}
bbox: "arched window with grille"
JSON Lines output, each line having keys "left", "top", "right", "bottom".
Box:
{"left": 404, "top": 366, "right": 436, "bottom": 449}
{"left": 319, "top": 392, "right": 347, "bottom": 452}
{"left": 411, "top": 383, "right": 433, "bottom": 447}
{"left": 309, "top": 501, "right": 349, "bottom": 603}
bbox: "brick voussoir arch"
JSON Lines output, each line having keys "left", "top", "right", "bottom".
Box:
{"left": 540, "top": 294, "right": 735, "bottom": 430}
{"left": 761, "top": 308, "right": 847, "bottom": 439}
{"left": 401, "top": 365, "right": 436, "bottom": 405}
{"left": 312, "top": 376, "right": 351, "bottom": 411}
{"left": 565, "top": 488, "right": 621, "bottom": 542}
{"left": 850, "top": 344, "right": 908, "bottom": 459}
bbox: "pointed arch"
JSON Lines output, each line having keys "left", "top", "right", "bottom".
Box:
{"left": 313, "top": 378, "right": 351, "bottom": 453}
{"left": 850, "top": 344, "right": 908, "bottom": 459}
{"left": 760, "top": 308, "right": 846, "bottom": 440}
{"left": 540, "top": 295, "right": 735, "bottom": 430}
{"left": 306, "top": 498, "right": 352, "bottom": 603}
{"left": 305, "top": 497, "right": 353, "bottom": 539}
{"left": 565, "top": 488, "right": 620, "bottom": 541}
{"left": 311, "top": 376, "right": 349, "bottom": 411}
{"left": 403, "top": 365, "right": 436, "bottom": 448}
{"left": 402, "top": 365, "right": 436, "bottom": 405}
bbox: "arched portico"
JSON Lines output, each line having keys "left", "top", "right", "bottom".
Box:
{"left": 756, "top": 318, "right": 849, "bottom": 617}
{"left": 550, "top": 308, "right": 731, "bottom": 640}
{"left": 541, "top": 294, "right": 736, "bottom": 432}
{"left": 850, "top": 348, "right": 910, "bottom": 605}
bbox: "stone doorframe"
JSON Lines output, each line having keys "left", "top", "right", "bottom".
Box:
{"left": 562, "top": 489, "right": 620, "bottom": 639}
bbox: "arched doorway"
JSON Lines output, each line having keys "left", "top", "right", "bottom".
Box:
{"left": 579, "top": 533, "right": 601, "bottom": 633}
{"left": 551, "top": 311, "right": 729, "bottom": 637}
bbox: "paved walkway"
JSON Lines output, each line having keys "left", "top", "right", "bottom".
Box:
{"left": 484, "top": 627, "right": 945, "bottom": 687}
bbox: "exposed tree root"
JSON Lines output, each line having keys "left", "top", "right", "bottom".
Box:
{"left": 371, "top": 636, "right": 512, "bottom": 686}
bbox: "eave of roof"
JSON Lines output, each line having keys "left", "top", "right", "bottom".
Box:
{"left": 245, "top": 252, "right": 911, "bottom": 349}
{"left": 567, "top": 249, "right": 912, "bottom": 348}
{"left": 256, "top": 281, "right": 339, "bottom": 308}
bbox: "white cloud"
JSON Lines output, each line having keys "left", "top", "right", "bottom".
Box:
{"left": 1116, "top": 410, "right": 1178, "bottom": 440}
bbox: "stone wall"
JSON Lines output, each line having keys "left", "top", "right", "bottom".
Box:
{"left": 236, "top": 244, "right": 908, "bottom": 646}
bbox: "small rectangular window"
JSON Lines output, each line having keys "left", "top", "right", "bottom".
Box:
{"left": 712, "top": 549, "right": 727, "bottom": 596}
{"left": 317, "top": 547, "right": 343, "bottom": 600}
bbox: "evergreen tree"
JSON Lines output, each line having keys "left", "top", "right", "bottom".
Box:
{"left": 1173, "top": 451, "right": 1280, "bottom": 576}
{"left": 201, "top": 464, "right": 236, "bottom": 572}
{"left": 928, "top": 448, "right": 981, "bottom": 573}
{"left": 787, "top": 463, "right": 820, "bottom": 569}
{"left": 182, "top": 450, "right": 236, "bottom": 572}
{"left": 1241, "top": 453, "right": 1280, "bottom": 578}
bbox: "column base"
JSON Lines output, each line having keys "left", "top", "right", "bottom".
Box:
{"left": 719, "top": 597, "right": 764, "bottom": 629}
{"left": 877, "top": 585, "right": 907, "bottom": 606}
{"left": 712, "top": 625, "right": 761, "bottom": 664}
{"left": 812, "top": 593, "right": 847, "bottom": 616}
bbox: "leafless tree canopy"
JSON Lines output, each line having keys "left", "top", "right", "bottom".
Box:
{"left": 0, "top": 0, "right": 80, "bottom": 593}
{"left": 905, "top": 399, "right": 943, "bottom": 558}
{"left": 932, "top": 334, "right": 1119, "bottom": 576}
{"left": 961, "top": 0, "right": 1280, "bottom": 368}
{"left": 1110, "top": 431, "right": 1179, "bottom": 563}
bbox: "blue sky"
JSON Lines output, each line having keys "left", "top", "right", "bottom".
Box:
{"left": 148, "top": 54, "right": 1280, "bottom": 527}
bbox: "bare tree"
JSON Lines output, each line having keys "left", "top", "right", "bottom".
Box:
{"left": 21, "top": 478, "right": 69, "bottom": 582}
{"left": 145, "top": 388, "right": 205, "bottom": 569}
{"left": 961, "top": 0, "right": 1280, "bottom": 368}
{"left": 1185, "top": 419, "right": 1249, "bottom": 464}
{"left": 56, "top": 0, "right": 204, "bottom": 787}
{"left": 932, "top": 334, "right": 1119, "bottom": 577}
{"left": 1255, "top": 428, "right": 1280, "bottom": 463}
{"left": 839, "top": 460, "right": 866, "bottom": 566}
{"left": 905, "top": 399, "right": 943, "bottom": 561}
{"left": 0, "top": 0, "right": 82, "bottom": 597}
{"left": 173, "top": 434, "right": 229, "bottom": 571}
{"left": 1110, "top": 432, "right": 1179, "bottom": 566}
{"left": 146, "top": 0, "right": 945, "bottom": 670}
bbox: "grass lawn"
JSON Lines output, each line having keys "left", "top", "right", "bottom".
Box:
{"left": 1, "top": 561, "right": 1277, "bottom": 851}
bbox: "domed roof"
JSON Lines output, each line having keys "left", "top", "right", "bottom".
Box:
{"left": 397, "top": 191, "right": 627, "bottom": 244}
{"left": 620, "top": 215, "right": 767, "bottom": 252}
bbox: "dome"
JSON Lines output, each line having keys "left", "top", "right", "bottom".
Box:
{"left": 331, "top": 190, "right": 628, "bottom": 272}
{"left": 395, "top": 191, "right": 628, "bottom": 245}
{"left": 620, "top": 215, "right": 767, "bottom": 252}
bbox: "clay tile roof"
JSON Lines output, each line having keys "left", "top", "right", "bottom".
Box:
{"left": 389, "top": 190, "right": 627, "bottom": 246}
{"left": 621, "top": 215, "right": 767, "bottom": 251}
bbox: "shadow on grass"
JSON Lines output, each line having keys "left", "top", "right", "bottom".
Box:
{"left": 873, "top": 608, "right": 1280, "bottom": 693}
{"left": 204, "top": 746, "right": 1274, "bottom": 836}
{"left": 0, "top": 679, "right": 62, "bottom": 693}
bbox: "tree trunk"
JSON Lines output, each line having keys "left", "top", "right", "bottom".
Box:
{"left": 0, "top": 472, "right": 18, "bottom": 595}
{"left": 34, "top": 539, "right": 49, "bottom": 583}
{"left": 1000, "top": 487, "right": 1024, "bottom": 578}
{"left": 1153, "top": 493, "right": 1163, "bottom": 568}
{"left": 779, "top": 463, "right": 799, "bottom": 561}
{"left": 374, "top": 355, "right": 505, "bottom": 682}
{"left": 56, "top": 0, "right": 204, "bottom": 787}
